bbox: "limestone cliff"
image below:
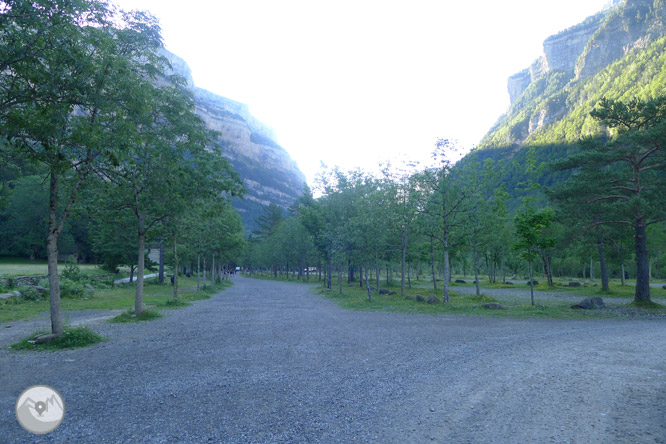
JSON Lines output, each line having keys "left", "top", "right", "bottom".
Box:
{"left": 486, "top": 0, "right": 666, "bottom": 148}
{"left": 161, "top": 50, "right": 306, "bottom": 231}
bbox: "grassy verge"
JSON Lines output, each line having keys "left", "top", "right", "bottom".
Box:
{"left": 110, "top": 309, "right": 163, "bottom": 323}
{"left": 0, "top": 277, "right": 234, "bottom": 323}
{"left": 0, "top": 257, "right": 103, "bottom": 277}
{"left": 319, "top": 284, "right": 666, "bottom": 319}
{"left": 10, "top": 327, "right": 106, "bottom": 351}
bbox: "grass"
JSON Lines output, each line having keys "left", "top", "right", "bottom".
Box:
{"left": 10, "top": 326, "right": 106, "bottom": 351}
{"left": 110, "top": 309, "right": 163, "bottom": 323}
{"left": 245, "top": 274, "right": 665, "bottom": 320}
{"left": 0, "top": 257, "right": 102, "bottom": 277}
{"left": 318, "top": 284, "right": 666, "bottom": 319}
{"left": 0, "top": 277, "right": 234, "bottom": 323}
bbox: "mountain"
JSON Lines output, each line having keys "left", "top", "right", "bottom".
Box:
{"left": 464, "top": 0, "right": 666, "bottom": 200}
{"left": 163, "top": 50, "right": 306, "bottom": 231}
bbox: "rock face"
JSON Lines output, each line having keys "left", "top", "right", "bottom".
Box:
{"left": 506, "top": 0, "right": 664, "bottom": 106}
{"left": 162, "top": 50, "right": 306, "bottom": 231}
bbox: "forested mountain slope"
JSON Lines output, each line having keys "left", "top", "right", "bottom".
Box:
{"left": 462, "top": 0, "right": 666, "bottom": 197}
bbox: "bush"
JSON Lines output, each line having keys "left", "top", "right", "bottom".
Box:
{"left": 59, "top": 278, "right": 87, "bottom": 298}
{"left": 62, "top": 259, "right": 83, "bottom": 282}
{"left": 10, "top": 327, "right": 105, "bottom": 351}
{"left": 18, "top": 286, "right": 43, "bottom": 301}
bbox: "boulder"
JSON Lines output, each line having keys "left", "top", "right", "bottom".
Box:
{"left": 504, "top": 281, "right": 514, "bottom": 285}
{"left": 568, "top": 282, "right": 581, "bottom": 287}
{"left": 455, "top": 279, "right": 466, "bottom": 284}
{"left": 28, "top": 285, "right": 48, "bottom": 295}
{"left": 662, "top": 285, "right": 666, "bottom": 290}
{"left": 427, "top": 294, "right": 441, "bottom": 304}
{"left": 415, "top": 294, "right": 426, "bottom": 303}
{"left": 405, "top": 295, "right": 416, "bottom": 301}
{"left": 571, "top": 297, "right": 605, "bottom": 310}
{"left": 482, "top": 303, "right": 504, "bottom": 310}
{"left": 379, "top": 289, "right": 389, "bottom": 295}
{"left": 0, "top": 291, "right": 22, "bottom": 300}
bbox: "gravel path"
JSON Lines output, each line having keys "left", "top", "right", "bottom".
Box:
{"left": 1, "top": 276, "right": 665, "bottom": 443}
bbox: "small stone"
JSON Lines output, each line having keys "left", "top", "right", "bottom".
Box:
{"left": 455, "top": 279, "right": 466, "bottom": 284}
{"left": 482, "top": 302, "right": 504, "bottom": 310}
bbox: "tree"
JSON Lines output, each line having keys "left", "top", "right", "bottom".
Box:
{"left": 554, "top": 97, "right": 666, "bottom": 303}
{"left": 1, "top": 1, "right": 164, "bottom": 336}
{"left": 513, "top": 206, "right": 555, "bottom": 306}
{"left": 413, "top": 139, "right": 468, "bottom": 303}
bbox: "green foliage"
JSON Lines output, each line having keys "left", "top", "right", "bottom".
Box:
{"left": 61, "top": 258, "right": 82, "bottom": 282}
{"left": 58, "top": 278, "right": 91, "bottom": 299}
{"left": 10, "top": 327, "right": 105, "bottom": 351}
{"left": 17, "top": 286, "right": 43, "bottom": 301}
{"left": 109, "top": 309, "right": 163, "bottom": 323}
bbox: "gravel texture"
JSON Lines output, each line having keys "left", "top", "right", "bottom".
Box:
{"left": 1, "top": 276, "right": 665, "bottom": 443}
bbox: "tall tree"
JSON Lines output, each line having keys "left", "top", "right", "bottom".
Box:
{"left": 1, "top": 1, "right": 164, "bottom": 335}
{"left": 554, "top": 97, "right": 666, "bottom": 303}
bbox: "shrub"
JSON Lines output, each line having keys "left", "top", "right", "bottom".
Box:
{"left": 18, "top": 286, "right": 43, "bottom": 301}
{"left": 62, "top": 259, "right": 83, "bottom": 282}
{"left": 59, "top": 278, "right": 85, "bottom": 298}
{"left": 10, "top": 327, "right": 105, "bottom": 351}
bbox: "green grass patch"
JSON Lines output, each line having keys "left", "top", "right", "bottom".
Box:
{"left": 630, "top": 299, "right": 666, "bottom": 310}
{"left": 10, "top": 327, "right": 105, "bottom": 351}
{"left": 0, "top": 257, "right": 101, "bottom": 277}
{"left": 0, "top": 276, "right": 234, "bottom": 324}
{"left": 109, "top": 309, "right": 163, "bottom": 323}
{"left": 159, "top": 298, "right": 192, "bottom": 308}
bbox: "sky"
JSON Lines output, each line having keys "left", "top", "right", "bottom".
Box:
{"left": 113, "top": 0, "right": 610, "bottom": 185}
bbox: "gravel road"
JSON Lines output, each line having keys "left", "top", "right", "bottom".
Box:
{"left": 2, "top": 276, "right": 665, "bottom": 443}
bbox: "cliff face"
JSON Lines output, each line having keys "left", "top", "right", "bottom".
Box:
{"left": 485, "top": 0, "right": 666, "bottom": 148}
{"left": 162, "top": 50, "right": 306, "bottom": 231}
{"left": 465, "top": 0, "right": 666, "bottom": 204}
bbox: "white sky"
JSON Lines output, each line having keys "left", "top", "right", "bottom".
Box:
{"left": 113, "top": 0, "right": 609, "bottom": 184}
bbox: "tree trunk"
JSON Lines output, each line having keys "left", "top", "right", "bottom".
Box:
{"left": 590, "top": 257, "right": 594, "bottom": 281}
{"left": 158, "top": 242, "right": 165, "bottom": 284}
{"left": 326, "top": 251, "right": 332, "bottom": 289}
{"left": 338, "top": 264, "right": 342, "bottom": 295}
{"left": 203, "top": 256, "right": 207, "bottom": 284}
{"left": 597, "top": 234, "right": 609, "bottom": 291}
{"left": 197, "top": 247, "right": 201, "bottom": 293}
{"left": 621, "top": 264, "right": 626, "bottom": 286}
{"left": 129, "top": 265, "right": 134, "bottom": 283}
{"left": 443, "top": 231, "right": 450, "bottom": 304}
{"left": 401, "top": 228, "right": 406, "bottom": 296}
{"left": 528, "top": 257, "right": 535, "bottom": 306}
{"left": 407, "top": 261, "right": 411, "bottom": 289}
{"left": 376, "top": 261, "right": 380, "bottom": 293}
{"left": 46, "top": 204, "right": 63, "bottom": 336}
{"left": 473, "top": 244, "right": 480, "bottom": 297}
{"left": 173, "top": 232, "right": 179, "bottom": 301}
{"left": 365, "top": 264, "right": 372, "bottom": 302}
{"left": 212, "top": 254, "right": 216, "bottom": 284}
{"left": 634, "top": 218, "right": 651, "bottom": 303}
{"left": 430, "top": 237, "right": 437, "bottom": 291}
{"left": 135, "top": 218, "right": 146, "bottom": 315}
